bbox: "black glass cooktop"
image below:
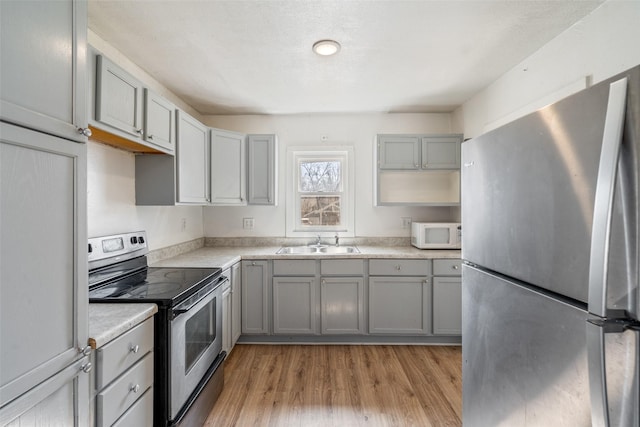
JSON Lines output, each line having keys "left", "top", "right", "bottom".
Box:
{"left": 89, "top": 267, "right": 222, "bottom": 306}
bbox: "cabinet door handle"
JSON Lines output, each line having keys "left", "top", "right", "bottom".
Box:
{"left": 129, "top": 344, "right": 140, "bottom": 354}
{"left": 77, "top": 127, "right": 92, "bottom": 137}
{"left": 395, "top": 265, "right": 401, "bottom": 270}
{"left": 130, "top": 384, "right": 140, "bottom": 393}
{"left": 252, "top": 261, "right": 256, "bottom": 266}
{"left": 452, "top": 265, "right": 459, "bottom": 270}
{"left": 81, "top": 362, "right": 92, "bottom": 374}
{"left": 147, "top": 134, "right": 154, "bottom": 140}
{"left": 136, "top": 128, "right": 144, "bottom": 136}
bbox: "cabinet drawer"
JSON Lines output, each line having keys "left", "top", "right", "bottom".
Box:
{"left": 112, "top": 386, "right": 153, "bottom": 427}
{"left": 369, "top": 259, "right": 431, "bottom": 276}
{"left": 433, "top": 259, "right": 462, "bottom": 276}
{"left": 320, "top": 259, "right": 364, "bottom": 276}
{"left": 96, "top": 317, "right": 154, "bottom": 389}
{"left": 97, "top": 353, "right": 154, "bottom": 427}
{"left": 273, "top": 260, "right": 316, "bottom": 276}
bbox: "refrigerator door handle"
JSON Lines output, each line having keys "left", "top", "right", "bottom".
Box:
{"left": 588, "top": 77, "right": 628, "bottom": 318}
{"left": 586, "top": 318, "right": 631, "bottom": 427}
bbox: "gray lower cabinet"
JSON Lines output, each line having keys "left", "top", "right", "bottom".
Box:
{"left": 0, "top": 123, "right": 89, "bottom": 425}
{"left": 368, "top": 259, "right": 432, "bottom": 335}
{"left": 319, "top": 259, "right": 365, "bottom": 335}
{"left": 230, "top": 262, "right": 242, "bottom": 346}
{"left": 241, "top": 261, "right": 270, "bottom": 334}
{"left": 221, "top": 276, "right": 233, "bottom": 354}
{"left": 94, "top": 317, "right": 154, "bottom": 427}
{"left": 247, "top": 134, "right": 277, "bottom": 205}
{"left": 320, "top": 277, "right": 365, "bottom": 334}
{"left": 432, "top": 259, "right": 462, "bottom": 335}
{"left": 221, "top": 262, "right": 241, "bottom": 355}
{"left": 0, "top": 0, "right": 89, "bottom": 143}
{"left": 273, "top": 277, "right": 318, "bottom": 334}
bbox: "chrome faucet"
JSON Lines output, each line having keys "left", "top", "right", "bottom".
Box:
{"left": 315, "top": 234, "right": 322, "bottom": 246}
{"left": 334, "top": 233, "right": 339, "bottom": 247}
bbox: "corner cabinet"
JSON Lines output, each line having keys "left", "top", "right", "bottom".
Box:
{"left": 376, "top": 133, "right": 462, "bottom": 206}
{"left": 0, "top": 0, "right": 89, "bottom": 143}
{"left": 210, "top": 128, "right": 246, "bottom": 205}
{"left": 247, "top": 134, "right": 277, "bottom": 205}
{"left": 177, "top": 111, "right": 210, "bottom": 204}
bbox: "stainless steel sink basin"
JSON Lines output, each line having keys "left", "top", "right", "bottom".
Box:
{"left": 318, "top": 246, "right": 360, "bottom": 254}
{"left": 276, "top": 245, "right": 360, "bottom": 255}
{"left": 276, "top": 246, "right": 323, "bottom": 254}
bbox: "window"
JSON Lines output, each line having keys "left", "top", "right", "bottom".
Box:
{"left": 287, "top": 147, "right": 354, "bottom": 236}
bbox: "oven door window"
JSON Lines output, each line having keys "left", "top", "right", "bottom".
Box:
{"left": 184, "top": 296, "right": 216, "bottom": 374}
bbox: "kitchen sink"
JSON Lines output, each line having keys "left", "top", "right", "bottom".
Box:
{"left": 276, "top": 245, "right": 360, "bottom": 255}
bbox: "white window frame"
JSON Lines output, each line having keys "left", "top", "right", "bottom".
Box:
{"left": 286, "top": 146, "right": 355, "bottom": 237}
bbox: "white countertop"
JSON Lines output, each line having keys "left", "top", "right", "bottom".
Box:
{"left": 150, "top": 246, "right": 461, "bottom": 270}
{"left": 88, "top": 303, "right": 158, "bottom": 349}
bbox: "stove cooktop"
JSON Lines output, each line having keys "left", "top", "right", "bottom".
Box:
{"left": 89, "top": 267, "right": 222, "bottom": 306}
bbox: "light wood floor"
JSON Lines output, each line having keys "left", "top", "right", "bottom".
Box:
{"left": 205, "top": 344, "right": 462, "bottom": 426}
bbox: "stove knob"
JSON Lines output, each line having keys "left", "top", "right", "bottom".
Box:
{"left": 138, "top": 236, "right": 145, "bottom": 244}
{"left": 130, "top": 236, "right": 138, "bottom": 244}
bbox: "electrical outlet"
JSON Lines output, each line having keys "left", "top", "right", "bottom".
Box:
{"left": 243, "top": 218, "right": 254, "bottom": 229}
{"left": 180, "top": 218, "right": 187, "bottom": 232}
{"left": 401, "top": 217, "right": 412, "bottom": 229}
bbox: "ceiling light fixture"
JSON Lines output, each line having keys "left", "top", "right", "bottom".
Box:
{"left": 313, "top": 39, "right": 341, "bottom": 56}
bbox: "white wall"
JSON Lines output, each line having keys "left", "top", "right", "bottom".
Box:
{"left": 454, "top": 0, "right": 640, "bottom": 138}
{"left": 87, "top": 141, "right": 204, "bottom": 250}
{"left": 202, "top": 113, "right": 459, "bottom": 237}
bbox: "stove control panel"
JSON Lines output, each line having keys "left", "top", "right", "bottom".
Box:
{"left": 88, "top": 231, "right": 148, "bottom": 265}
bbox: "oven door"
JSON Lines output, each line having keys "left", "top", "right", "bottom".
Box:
{"left": 170, "top": 277, "right": 225, "bottom": 419}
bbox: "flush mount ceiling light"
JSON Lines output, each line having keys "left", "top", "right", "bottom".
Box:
{"left": 312, "top": 39, "right": 341, "bottom": 56}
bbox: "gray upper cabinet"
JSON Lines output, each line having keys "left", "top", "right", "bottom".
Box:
{"left": 95, "top": 54, "right": 144, "bottom": 139}
{"left": 0, "top": 0, "right": 88, "bottom": 143}
{"left": 143, "top": 89, "right": 176, "bottom": 154}
{"left": 89, "top": 49, "right": 174, "bottom": 155}
{"left": 377, "top": 135, "right": 421, "bottom": 169}
{"left": 1, "top": 123, "right": 89, "bottom": 424}
{"left": 421, "top": 136, "right": 461, "bottom": 169}
{"left": 247, "top": 134, "right": 277, "bottom": 205}
{"left": 177, "top": 110, "right": 210, "bottom": 204}
{"left": 210, "top": 128, "right": 246, "bottom": 205}
{"left": 376, "top": 133, "right": 463, "bottom": 206}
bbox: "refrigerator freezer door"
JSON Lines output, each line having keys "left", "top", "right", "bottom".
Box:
{"left": 462, "top": 66, "right": 639, "bottom": 307}
{"left": 463, "top": 264, "right": 639, "bottom": 426}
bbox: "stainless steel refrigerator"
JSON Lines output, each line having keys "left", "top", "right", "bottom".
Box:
{"left": 461, "top": 65, "right": 640, "bottom": 426}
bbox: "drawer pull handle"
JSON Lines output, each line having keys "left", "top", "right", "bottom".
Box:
{"left": 130, "top": 384, "right": 140, "bottom": 394}
{"left": 395, "top": 265, "right": 401, "bottom": 270}
{"left": 81, "top": 362, "right": 92, "bottom": 374}
{"left": 452, "top": 265, "right": 459, "bottom": 270}
{"left": 129, "top": 344, "right": 140, "bottom": 354}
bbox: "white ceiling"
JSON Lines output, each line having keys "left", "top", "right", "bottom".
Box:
{"left": 88, "top": 0, "right": 604, "bottom": 115}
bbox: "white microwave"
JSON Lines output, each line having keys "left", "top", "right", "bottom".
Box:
{"left": 411, "top": 222, "right": 461, "bottom": 249}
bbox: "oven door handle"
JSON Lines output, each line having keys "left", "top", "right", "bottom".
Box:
{"left": 172, "top": 276, "right": 228, "bottom": 317}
